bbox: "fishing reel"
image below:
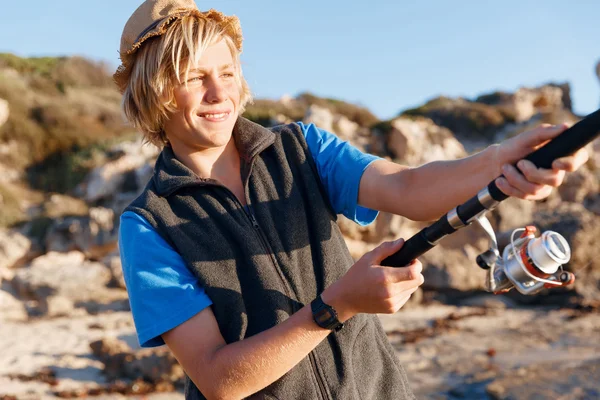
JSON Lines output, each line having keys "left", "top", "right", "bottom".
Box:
{"left": 474, "top": 216, "right": 575, "bottom": 295}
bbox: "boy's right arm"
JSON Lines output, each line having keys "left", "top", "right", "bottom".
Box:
{"left": 162, "top": 238, "right": 424, "bottom": 400}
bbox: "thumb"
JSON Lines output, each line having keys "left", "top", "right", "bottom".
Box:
{"left": 369, "top": 238, "right": 405, "bottom": 264}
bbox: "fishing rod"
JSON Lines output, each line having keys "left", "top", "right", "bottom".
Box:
{"left": 381, "top": 108, "right": 600, "bottom": 295}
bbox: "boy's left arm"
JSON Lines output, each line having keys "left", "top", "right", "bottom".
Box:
{"left": 358, "top": 124, "right": 589, "bottom": 222}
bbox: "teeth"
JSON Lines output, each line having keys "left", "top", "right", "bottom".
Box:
{"left": 203, "top": 113, "right": 227, "bottom": 119}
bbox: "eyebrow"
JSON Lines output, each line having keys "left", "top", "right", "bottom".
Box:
{"left": 187, "top": 64, "right": 234, "bottom": 74}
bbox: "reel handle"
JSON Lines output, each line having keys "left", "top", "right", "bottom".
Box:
{"left": 542, "top": 271, "right": 576, "bottom": 289}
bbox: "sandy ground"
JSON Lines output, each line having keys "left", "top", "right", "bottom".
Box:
{"left": 1, "top": 298, "right": 599, "bottom": 399}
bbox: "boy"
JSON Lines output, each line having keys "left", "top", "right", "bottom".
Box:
{"left": 116, "top": 1, "right": 588, "bottom": 399}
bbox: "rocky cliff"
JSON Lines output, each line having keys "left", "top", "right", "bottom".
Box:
{"left": 0, "top": 54, "right": 599, "bottom": 399}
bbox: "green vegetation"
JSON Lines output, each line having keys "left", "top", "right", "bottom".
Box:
{"left": 26, "top": 140, "right": 119, "bottom": 194}
{"left": 0, "top": 53, "right": 62, "bottom": 79}
{"left": 0, "top": 55, "right": 129, "bottom": 173}
{"left": 243, "top": 92, "right": 379, "bottom": 128}
{"left": 475, "top": 91, "right": 513, "bottom": 106}
{"left": 399, "top": 96, "right": 514, "bottom": 140}
{"left": 296, "top": 93, "right": 379, "bottom": 127}
{"left": 0, "top": 54, "right": 139, "bottom": 229}
{"left": 243, "top": 99, "right": 306, "bottom": 126}
{"left": 0, "top": 53, "right": 114, "bottom": 89}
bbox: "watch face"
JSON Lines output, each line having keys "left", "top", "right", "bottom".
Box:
{"left": 315, "top": 308, "right": 334, "bottom": 326}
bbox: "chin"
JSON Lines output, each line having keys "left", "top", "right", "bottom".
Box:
{"left": 202, "top": 128, "right": 233, "bottom": 147}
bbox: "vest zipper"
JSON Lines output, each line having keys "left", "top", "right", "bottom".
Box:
{"left": 239, "top": 152, "right": 330, "bottom": 400}
{"left": 243, "top": 202, "right": 330, "bottom": 400}
{"left": 309, "top": 352, "right": 329, "bottom": 400}
{"left": 242, "top": 204, "right": 300, "bottom": 316}
{"left": 216, "top": 185, "right": 298, "bottom": 315}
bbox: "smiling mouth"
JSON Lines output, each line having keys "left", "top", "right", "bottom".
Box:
{"left": 198, "top": 111, "right": 231, "bottom": 121}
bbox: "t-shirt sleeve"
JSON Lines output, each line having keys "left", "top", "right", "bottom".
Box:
{"left": 118, "top": 211, "right": 212, "bottom": 348}
{"left": 297, "top": 121, "right": 383, "bottom": 226}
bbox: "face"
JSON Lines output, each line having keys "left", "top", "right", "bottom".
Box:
{"left": 163, "top": 39, "right": 241, "bottom": 152}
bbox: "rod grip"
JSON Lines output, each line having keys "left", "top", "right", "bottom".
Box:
{"left": 488, "top": 108, "right": 600, "bottom": 201}
{"left": 525, "top": 109, "right": 600, "bottom": 169}
{"left": 381, "top": 231, "right": 434, "bottom": 267}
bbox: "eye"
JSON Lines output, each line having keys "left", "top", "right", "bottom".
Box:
{"left": 186, "top": 76, "right": 203, "bottom": 83}
{"left": 221, "top": 72, "right": 235, "bottom": 78}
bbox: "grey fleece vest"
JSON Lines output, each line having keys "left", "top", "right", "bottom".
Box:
{"left": 125, "top": 117, "right": 415, "bottom": 399}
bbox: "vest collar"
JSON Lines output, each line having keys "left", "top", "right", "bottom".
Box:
{"left": 153, "top": 117, "right": 276, "bottom": 197}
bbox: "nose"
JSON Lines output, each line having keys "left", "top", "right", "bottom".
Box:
{"left": 204, "top": 76, "right": 228, "bottom": 104}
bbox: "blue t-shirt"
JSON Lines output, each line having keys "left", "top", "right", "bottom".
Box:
{"left": 119, "top": 122, "right": 382, "bottom": 347}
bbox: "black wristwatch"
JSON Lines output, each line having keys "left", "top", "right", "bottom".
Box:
{"left": 311, "top": 295, "right": 344, "bottom": 332}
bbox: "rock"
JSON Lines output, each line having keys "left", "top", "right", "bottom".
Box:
{"left": 0, "top": 141, "right": 22, "bottom": 183}
{"left": 11, "top": 251, "right": 113, "bottom": 313}
{"left": 488, "top": 197, "right": 535, "bottom": 232}
{"left": 387, "top": 117, "right": 467, "bottom": 165}
{"left": 421, "top": 242, "right": 488, "bottom": 291}
{"left": 587, "top": 193, "right": 600, "bottom": 216}
{"left": 90, "top": 336, "right": 131, "bottom": 357}
{"left": 0, "top": 98, "right": 8, "bottom": 128}
{"left": 90, "top": 337, "right": 185, "bottom": 384}
{"left": 337, "top": 213, "right": 400, "bottom": 244}
{"left": 79, "top": 140, "right": 159, "bottom": 203}
{"left": 415, "top": 223, "right": 491, "bottom": 292}
{"left": 477, "top": 85, "right": 568, "bottom": 123}
{"left": 0, "top": 229, "right": 32, "bottom": 271}
{"left": 42, "top": 193, "right": 89, "bottom": 219}
{"left": 103, "top": 250, "right": 126, "bottom": 289}
{"left": 46, "top": 295, "right": 75, "bottom": 318}
{"left": 557, "top": 165, "right": 599, "bottom": 204}
{"left": 0, "top": 288, "right": 28, "bottom": 322}
{"left": 404, "top": 287, "right": 424, "bottom": 308}
{"left": 534, "top": 203, "right": 600, "bottom": 301}
{"left": 486, "top": 359, "right": 600, "bottom": 400}
{"left": 588, "top": 138, "right": 600, "bottom": 171}
{"left": 332, "top": 115, "right": 374, "bottom": 153}
{"left": 339, "top": 211, "right": 429, "bottom": 261}
{"left": 334, "top": 115, "right": 360, "bottom": 141}
{"left": 459, "top": 294, "right": 517, "bottom": 309}
{"left": 510, "top": 86, "right": 565, "bottom": 122}
{"left": 0, "top": 264, "right": 13, "bottom": 283}
{"left": 401, "top": 96, "right": 509, "bottom": 148}
{"left": 303, "top": 105, "right": 334, "bottom": 133}
{"left": 45, "top": 207, "right": 117, "bottom": 259}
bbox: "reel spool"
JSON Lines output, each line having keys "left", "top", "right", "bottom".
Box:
{"left": 475, "top": 217, "right": 575, "bottom": 295}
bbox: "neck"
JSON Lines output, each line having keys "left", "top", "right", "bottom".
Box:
{"left": 171, "top": 137, "right": 240, "bottom": 182}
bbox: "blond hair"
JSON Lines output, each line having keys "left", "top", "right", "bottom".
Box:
{"left": 121, "top": 15, "right": 252, "bottom": 148}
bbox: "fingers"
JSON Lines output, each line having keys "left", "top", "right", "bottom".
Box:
{"left": 496, "top": 144, "right": 589, "bottom": 200}
{"left": 376, "top": 264, "right": 423, "bottom": 313}
{"left": 386, "top": 288, "right": 419, "bottom": 312}
{"left": 376, "top": 259, "right": 424, "bottom": 286}
{"left": 552, "top": 148, "right": 589, "bottom": 172}
{"left": 502, "top": 163, "right": 547, "bottom": 193}
{"left": 392, "top": 260, "right": 424, "bottom": 284}
{"left": 495, "top": 175, "right": 553, "bottom": 200}
{"left": 515, "top": 160, "right": 565, "bottom": 187}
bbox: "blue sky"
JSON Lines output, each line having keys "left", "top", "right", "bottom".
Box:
{"left": 1, "top": 0, "right": 599, "bottom": 119}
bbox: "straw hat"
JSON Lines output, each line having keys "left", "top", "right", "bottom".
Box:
{"left": 113, "top": 0, "right": 243, "bottom": 93}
